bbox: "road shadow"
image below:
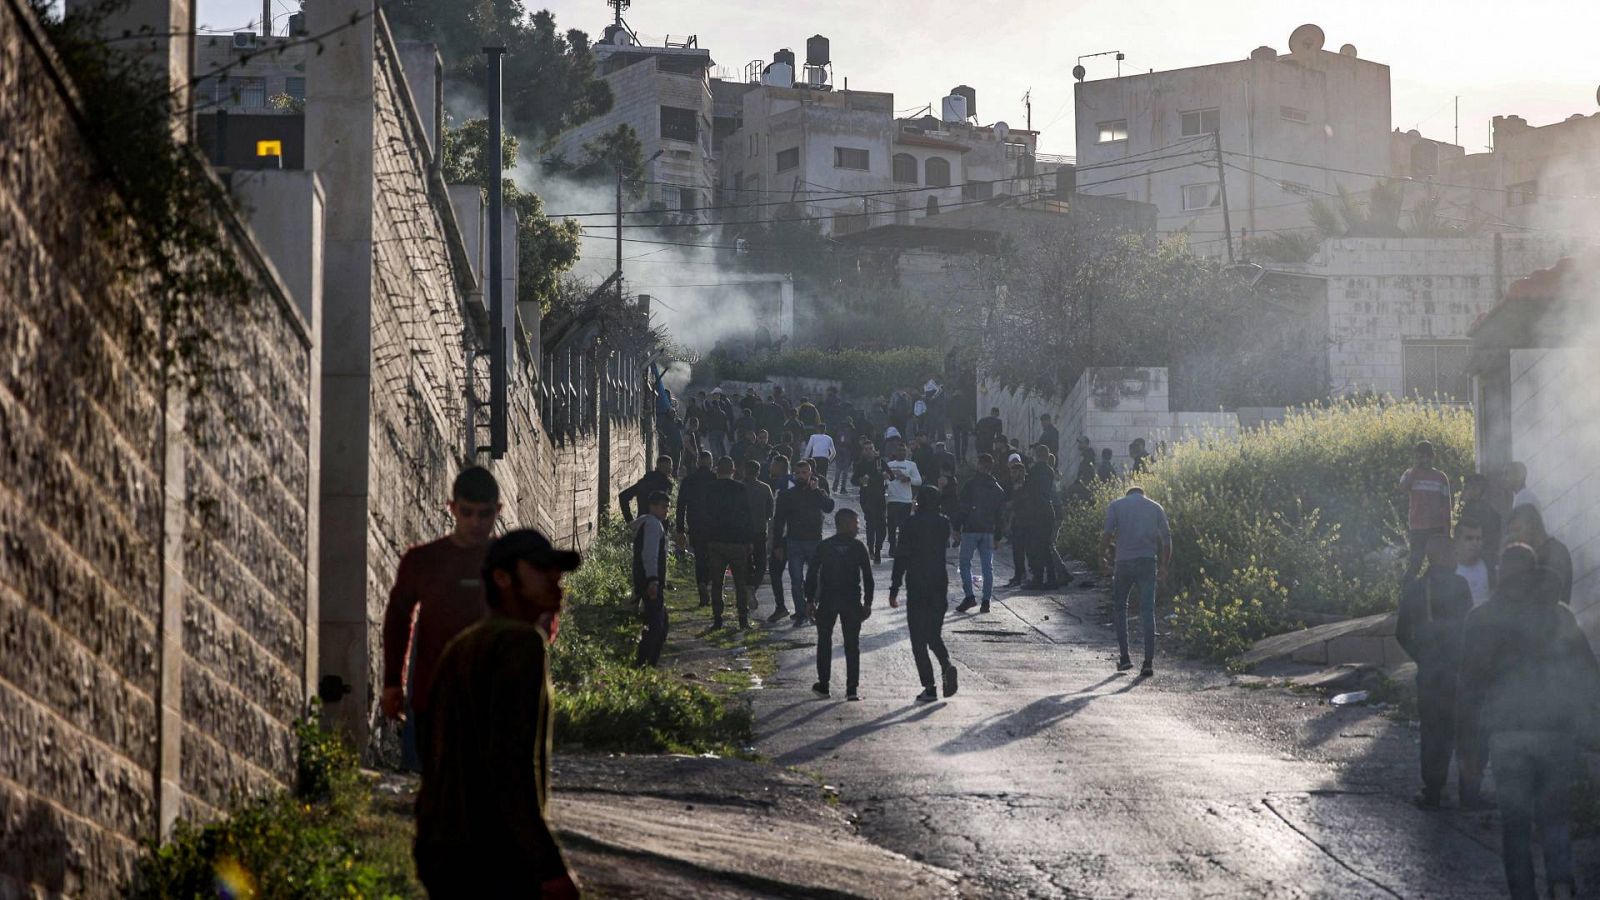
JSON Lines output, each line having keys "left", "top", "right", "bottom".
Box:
{"left": 935, "top": 675, "right": 1137, "bottom": 754}
{"left": 772, "top": 703, "right": 945, "bottom": 766}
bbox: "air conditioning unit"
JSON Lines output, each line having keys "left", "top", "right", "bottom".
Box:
{"left": 232, "top": 32, "right": 257, "bottom": 50}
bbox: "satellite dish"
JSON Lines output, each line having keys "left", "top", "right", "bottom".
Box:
{"left": 1288, "top": 23, "right": 1325, "bottom": 55}
{"left": 1595, "top": 84, "right": 1600, "bottom": 108}
{"left": 994, "top": 121, "right": 1010, "bottom": 141}
{"left": 1072, "top": 64, "right": 1086, "bottom": 82}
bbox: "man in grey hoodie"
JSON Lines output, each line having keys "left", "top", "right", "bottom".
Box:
{"left": 632, "top": 491, "right": 671, "bottom": 666}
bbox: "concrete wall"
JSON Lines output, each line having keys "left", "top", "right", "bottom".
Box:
{"left": 1, "top": 0, "right": 317, "bottom": 891}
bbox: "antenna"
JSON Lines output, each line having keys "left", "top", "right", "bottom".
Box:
{"left": 1023, "top": 87, "right": 1031, "bottom": 132}
{"left": 608, "top": 0, "right": 631, "bottom": 26}
{"left": 1075, "top": 50, "right": 1125, "bottom": 82}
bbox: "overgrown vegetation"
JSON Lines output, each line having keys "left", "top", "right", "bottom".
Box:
{"left": 1060, "top": 399, "right": 1473, "bottom": 662}
{"left": 550, "top": 523, "right": 753, "bottom": 753}
{"left": 130, "top": 720, "right": 422, "bottom": 899}
{"left": 697, "top": 346, "right": 945, "bottom": 397}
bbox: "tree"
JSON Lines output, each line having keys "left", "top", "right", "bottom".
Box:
{"left": 1308, "top": 179, "right": 1476, "bottom": 238}
{"left": 540, "top": 123, "right": 647, "bottom": 197}
{"left": 442, "top": 118, "right": 581, "bottom": 312}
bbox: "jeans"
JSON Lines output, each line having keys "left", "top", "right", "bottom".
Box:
{"left": 690, "top": 535, "right": 712, "bottom": 606}
{"left": 886, "top": 502, "right": 913, "bottom": 554}
{"left": 908, "top": 595, "right": 951, "bottom": 688}
{"left": 786, "top": 539, "right": 821, "bottom": 615}
{"left": 863, "top": 503, "right": 886, "bottom": 559}
{"left": 1407, "top": 526, "right": 1446, "bottom": 579}
{"left": 811, "top": 457, "right": 830, "bottom": 478}
{"left": 833, "top": 452, "right": 853, "bottom": 492}
{"left": 815, "top": 605, "right": 863, "bottom": 692}
{"left": 958, "top": 532, "right": 995, "bottom": 601}
{"left": 707, "top": 540, "right": 751, "bottom": 625}
{"left": 707, "top": 429, "right": 728, "bottom": 459}
{"left": 769, "top": 546, "right": 788, "bottom": 609}
{"left": 635, "top": 601, "right": 668, "bottom": 667}
{"left": 1491, "top": 731, "right": 1577, "bottom": 900}
{"left": 749, "top": 533, "right": 768, "bottom": 593}
{"left": 1416, "top": 671, "right": 1458, "bottom": 798}
{"left": 1111, "top": 557, "right": 1158, "bottom": 663}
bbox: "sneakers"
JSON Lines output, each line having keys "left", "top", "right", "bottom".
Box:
{"left": 846, "top": 689, "right": 861, "bottom": 701}
{"left": 794, "top": 615, "right": 812, "bottom": 627}
{"left": 712, "top": 619, "right": 724, "bottom": 630}
{"left": 1139, "top": 663, "right": 1154, "bottom": 677}
{"left": 1117, "top": 657, "right": 1134, "bottom": 672}
{"left": 942, "top": 665, "right": 959, "bottom": 698}
{"left": 766, "top": 607, "right": 789, "bottom": 623}
{"left": 812, "top": 682, "right": 830, "bottom": 698}
{"left": 979, "top": 600, "right": 990, "bottom": 613}
{"left": 915, "top": 686, "right": 938, "bottom": 703}
{"left": 1002, "top": 576, "right": 1024, "bottom": 588}
{"left": 1413, "top": 790, "right": 1443, "bottom": 811}
{"left": 956, "top": 597, "right": 978, "bottom": 613}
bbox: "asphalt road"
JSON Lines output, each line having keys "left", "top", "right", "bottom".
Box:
{"left": 748, "top": 492, "right": 1519, "bottom": 899}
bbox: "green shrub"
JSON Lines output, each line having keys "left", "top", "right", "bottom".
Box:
{"left": 699, "top": 347, "right": 944, "bottom": 397}
{"left": 1174, "top": 564, "right": 1291, "bottom": 663}
{"left": 1062, "top": 398, "right": 1472, "bottom": 661}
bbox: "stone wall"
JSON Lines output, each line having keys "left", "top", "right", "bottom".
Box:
{"left": 0, "top": 0, "right": 317, "bottom": 892}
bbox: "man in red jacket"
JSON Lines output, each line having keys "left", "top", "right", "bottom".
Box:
{"left": 380, "top": 467, "right": 500, "bottom": 757}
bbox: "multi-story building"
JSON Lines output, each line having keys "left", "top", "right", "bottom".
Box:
{"left": 193, "top": 21, "right": 314, "bottom": 169}
{"left": 1443, "top": 112, "right": 1600, "bottom": 230}
{"left": 1073, "top": 23, "right": 1391, "bottom": 246}
{"left": 543, "top": 24, "right": 716, "bottom": 215}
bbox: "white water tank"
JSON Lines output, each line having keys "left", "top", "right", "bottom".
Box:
{"left": 763, "top": 62, "right": 794, "bottom": 87}
{"left": 941, "top": 94, "right": 968, "bottom": 124}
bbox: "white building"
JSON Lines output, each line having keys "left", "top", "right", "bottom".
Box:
{"left": 195, "top": 21, "right": 311, "bottom": 115}
{"left": 544, "top": 24, "right": 716, "bottom": 215}
{"left": 1073, "top": 24, "right": 1391, "bottom": 247}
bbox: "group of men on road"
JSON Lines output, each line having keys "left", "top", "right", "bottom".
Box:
{"left": 1393, "top": 441, "right": 1596, "bottom": 900}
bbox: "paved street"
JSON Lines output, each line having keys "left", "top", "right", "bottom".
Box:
{"left": 750, "top": 495, "right": 1516, "bottom": 899}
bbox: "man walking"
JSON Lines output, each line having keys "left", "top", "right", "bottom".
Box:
{"left": 1397, "top": 440, "right": 1452, "bottom": 580}
{"left": 743, "top": 458, "right": 776, "bottom": 615}
{"left": 802, "top": 423, "right": 837, "bottom": 480}
{"left": 763, "top": 455, "right": 798, "bottom": 622}
{"left": 884, "top": 442, "right": 923, "bottom": 556}
{"left": 381, "top": 467, "right": 500, "bottom": 761}
{"left": 632, "top": 491, "right": 671, "bottom": 667}
{"left": 413, "top": 529, "right": 582, "bottom": 898}
{"left": 618, "top": 454, "right": 675, "bottom": 523}
{"left": 703, "top": 457, "right": 756, "bottom": 629}
{"left": 956, "top": 453, "right": 1006, "bottom": 613}
{"left": 773, "top": 459, "right": 835, "bottom": 626}
{"left": 806, "top": 509, "right": 875, "bottom": 701}
{"left": 975, "top": 406, "right": 1003, "bottom": 459}
{"left": 891, "top": 486, "right": 959, "bottom": 703}
{"left": 853, "top": 440, "right": 892, "bottom": 564}
{"left": 1099, "top": 484, "right": 1171, "bottom": 677}
{"left": 675, "top": 451, "right": 717, "bottom": 608}
{"left": 1395, "top": 535, "right": 1473, "bottom": 810}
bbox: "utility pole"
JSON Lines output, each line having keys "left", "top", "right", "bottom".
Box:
{"left": 615, "top": 162, "right": 624, "bottom": 305}
{"left": 1212, "top": 129, "right": 1234, "bottom": 263}
{"left": 1023, "top": 88, "right": 1032, "bottom": 132}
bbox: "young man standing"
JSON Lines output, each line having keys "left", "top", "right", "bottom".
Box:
{"left": 703, "top": 457, "right": 757, "bottom": 630}
{"left": 1395, "top": 535, "right": 1474, "bottom": 810}
{"left": 618, "top": 454, "right": 675, "bottom": 523}
{"left": 884, "top": 443, "right": 923, "bottom": 557}
{"left": 852, "top": 440, "right": 892, "bottom": 564}
{"left": 1455, "top": 517, "right": 1492, "bottom": 608}
{"left": 956, "top": 453, "right": 1006, "bottom": 613}
{"left": 975, "top": 406, "right": 1003, "bottom": 458}
{"left": 1099, "top": 484, "right": 1172, "bottom": 677}
{"left": 413, "top": 528, "right": 582, "bottom": 898}
{"left": 381, "top": 467, "right": 500, "bottom": 757}
{"left": 763, "top": 455, "right": 798, "bottom": 622}
{"left": 743, "top": 458, "right": 776, "bottom": 611}
{"left": 1397, "top": 440, "right": 1452, "bottom": 580}
{"left": 802, "top": 423, "right": 837, "bottom": 480}
{"left": 632, "top": 491, "right": 671, "bottom": 667}
{"left": 773, "top": 459, "right": 835, "bottom": 627}
{"left": 1038, "top": 415, "right": 1060, "bottom": 459}
{"left": 806, "top": 509, "right": 875, "bottom": 701}
{"left": 891, "top": 486, "right": 959, "bottom": 703}
{"left": 675, "top": 451, "right": 717, "bottom": 607}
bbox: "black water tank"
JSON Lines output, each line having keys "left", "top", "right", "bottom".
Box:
{"left": 806, "top": 35, "right": 830, "bottom": 67}
{"left": 773, "top": 48, "right": 796, "bottom": 70}
{"left": 951, "top": 85, "right": 976, "bottom": 121}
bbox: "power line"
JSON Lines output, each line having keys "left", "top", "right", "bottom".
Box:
{"left": 581, "top": 187, "right": 1055, "bottom": 231}
{"left": 1221, "top": 149, "right": 1600, "bottom": 205}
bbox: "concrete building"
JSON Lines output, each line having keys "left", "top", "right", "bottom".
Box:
{"left": 544, "top": 24, "right": 716, "bottom": 215}
{"left": 1073, "top": 23, "right": 1391, "bottom": 247}
{"left": 1442, "top": 112, "right": 1600, "bottom": 230}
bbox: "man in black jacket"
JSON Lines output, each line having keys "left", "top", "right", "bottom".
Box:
{"left": 1028, "top": 445, "right": 1067, "bottom": 587}
{"left": 956, "top": 453, "right": 1006, "bottom": 613}
{"left": 891, "top": 486, "right": 958, "bottom": 703}
{"left": 852, "top": 440, "right": 891, "bottom": 563}
{"left": 1395, "top": 534, "right": 1473, "bottom": 810}
{"left": 763, "top": 456, "right": 798, "bottom": 622}
{"left": 632, "top": 492, "right": 671, "bottom": 667}
{"left": 743, "top": 458, "right": 776, "bottom": 615}
{"left": 618, "top": 455, "right": 675, "bottom": 523}
{"left": 773, "top": 459, "right": 835, "bottom": 627}
{"left": 805, "top": 509, "right": 874, "bottom": 701}
{"left": 675, "top": 451, "right": 716, "bottom": 608}
{"left": 1038, "top": 415, "right": 1060, "bottom": 458}
{"left": 702, "top": 457, "right": 756, "bottom": 629}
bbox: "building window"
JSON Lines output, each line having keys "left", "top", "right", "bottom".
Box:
{"left": 925, "top": 157, "right": 951, "bottom": 187}
{"left": 1280, "top": 105, "right": 1308, "bottom": 123}
{"left": 1096, "top": 119, "right": 1128, "bottom": 143}
{"left": 660, "top": 105, "right": 698, "bottom": 143}
{"left": 197, "top": 75, "right": 223, "bottom": 107}
{"left": 892, "top": 153, "right": 918, "bottom": 184}
{"left": 1004, "top": 141, "right": 1029, "bottom": 159}
{"left": 961, "top": 180, "right": 994, "bottom": 201}
{"left": 238, "top": 76, "right": 266, "bottom": 108}
{"left": 834, "top": 146, "right": 870, "bottom": 170}
{"left": 775, "top": 147, "right": 799, "bottom": 172}
{"left": 285, "top": 77, "right": 306, "bottom": 103}
{"left": 1181, "top": 182, "right": 1222, "bottom": 210}
{"left": 1508, "top": 180, "right": 1538, "bottom": 206}
{"left": 1181, "top": 108, "right": 1220, "bottom": 137}
{"left": 1403, "top": 340, "right": 1472, "bottom": 401}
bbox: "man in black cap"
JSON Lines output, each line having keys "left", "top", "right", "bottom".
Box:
{"left": 414, "top": 528, "right": 582, "bottom": 898}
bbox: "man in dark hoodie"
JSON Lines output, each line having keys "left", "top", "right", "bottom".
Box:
{"left": 891, "top": 486, "right": 958, "bottom": 703}
{"left": 956, "top": 453, "right": 1006, "bottom": 613}
{"left": 743, "top": 458, "right": 776, "bottom": 613}
{"left": 773, "top": 459, "right": 835, "bottom": 627}
{"left": 675, "top": 451, "right": 716, "bottom": 608}
{"left": 805, "top": 509, "right": 875, "bottom": 701}
{"left": 618, "top": 455, "right": 675, "bottom": 523}
{"left": 1459, "top": 544, "right": 1600, "bottom": 900}
{"left": 702, "top": 457, "right": 756, "bottom": 629}
{"left": 762, "top": 455, "right": 798, "bottom": 622}
{"left": 632, "top": 492, "right": 671, "bottom": 667}
{"left": 1394, "top": 534, "right": 1473, "bottom": 810}
{"left": 852, "top": 440, "right": 892, "bottom": 564}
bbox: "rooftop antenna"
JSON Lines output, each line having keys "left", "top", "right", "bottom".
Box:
{"left": 608, "top": 0, "right": 630, "bottom": 26}
{"left": 1022, "top": 87, "right": 1031, "bottom": 131}
{"left": 1073, "top": 50, "right": 1125, "bottom": 82}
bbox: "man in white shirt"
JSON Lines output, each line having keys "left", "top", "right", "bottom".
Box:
{"left": 802, "top": 425, "right": 837, "bottom": 480}
{"left": 884, "top": 443, "right": 923, "bottom": 557}
{"left": 1455, "top": 518, "right": 1492, "bottom": 607}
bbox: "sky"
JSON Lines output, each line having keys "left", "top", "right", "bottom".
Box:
{"left": 203, "top": 0, "right": 1600, "bottom": 156}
